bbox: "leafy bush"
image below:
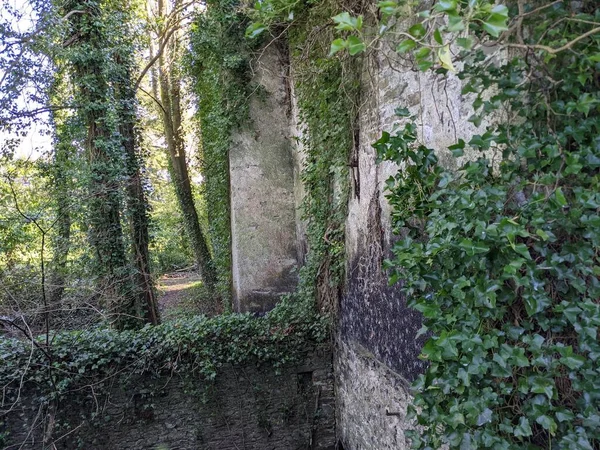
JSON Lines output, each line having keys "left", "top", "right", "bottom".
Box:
{"left": 0, "top": 300, "right": 329, "bottom": 397}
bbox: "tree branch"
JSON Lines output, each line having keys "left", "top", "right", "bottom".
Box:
{"left": 505, "top": 27, "right": 600, "bottom": 54}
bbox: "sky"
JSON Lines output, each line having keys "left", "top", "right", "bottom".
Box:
{"left": 0, "top": 0, "right": 52, "bottom": 160}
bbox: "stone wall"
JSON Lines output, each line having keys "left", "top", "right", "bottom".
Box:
{"left": 224, "top": 19, "right": 486, "bottom": 450}
{"left": 336, "top": 37, "right": 484, "bottom": 449}
{"left": 2, "top": 349, "right": 335, "bottom": 450}
{"left": 229, "top": 42, "right": 299, "bottom": 313}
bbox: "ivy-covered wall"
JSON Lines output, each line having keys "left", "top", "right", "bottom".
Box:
{"left": 3, "top": 348, "right": 335, "bottom": 449}
{"left": 335, "top": 36, "right": 487, "bottom": 448}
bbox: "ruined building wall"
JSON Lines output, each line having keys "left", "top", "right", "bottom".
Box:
{"left": 336, "top": 43, "right": 485, "bottom": 449}
{"left": 229, "top": 43, "right": 300, "bottom": 313}
{"left": 3, "top": 350, "right": 335, "bottom": 450}
{"left": 226, "top": 28, "right": 485, "bottom": 450}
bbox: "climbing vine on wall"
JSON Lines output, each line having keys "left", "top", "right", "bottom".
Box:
{"left": 360, "top": 0, "right": 600, "bottom": 448}
{"left": 190, "top": 0, "right": 361, "bottom": 312}
{"left": 250, "top": 0, "right": 362, "bottom": 312}
{"left": 187, "top": 0, "right": 253, "bottom": 307}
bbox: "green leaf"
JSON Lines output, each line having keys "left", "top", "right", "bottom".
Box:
{"left": 434, "top": 0, "right": 457, "bottom": 13}
{"left": 397, "top": 39, "right": 416, "bottom": 54}
{"left": 514, "top": 417, "right": 533, "bottom": 438}
{"left": 409, "top": 23, "right": 426, "bottom": 39}
{"left": 476, "top": 408, "right": 492, "bottom": 426}
{"left": 448, "top": 139, "right": 465, "bottom": 157}
{"left": 457, "top": 37, "right": 473, "bottom": 50}
{"left": 459, "top": 239, "right": 489, "bottom": 255}
{"left": 329, "top": 38, "right": 347, "bottom": 56}
{"left": 536, "top": 415, "right": 557, "bottom": 434}
{"left": 347, "top": 35, "right": 366, "bottom": 55}
{"left": 415, "top": 47, "right": 431, "bottom": 59}
{"left": 447, "top": 15, "right": 465, "bottom": 32}
{"left": 535, "top": 229, "right": 549, "bottom": 241}
{"left": 482, "top": 14, "right": 508, "bottom": 38}
{"left": 417, "top": 59, "right": 433, "bottom": 71}
{"left": 512, "top": 243, "right": 531, "bottom": 260}
{"left": 378, "top": 1, "right": 398, "bottom": 15}
{"left": 554, "top": 187, "right": 568, "bottom": 207}
{"left": 531, "top": 377, "right": 554, "bottom": 399}
{"left": 560, "top": 354, "right": 585, "bottom": 370}
{"left": 394, "top": 107, "right": 411, "bottom": 117}
{"left": 433, "top": 29, "right": 443, "bottom": 45}
{"left": 245, "top": 22, "right": 266, "bottom": 39}
{"left": 332, "top": 12, "right": 362, "bottom": 31}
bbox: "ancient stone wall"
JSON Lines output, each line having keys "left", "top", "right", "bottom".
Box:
{"left": 2, "top": 349, "right": 335, "bottom": 450}
{"left": 229, "top": 42, "right": 299, "bottom": 313}
{"left": 225, "top": 21, "right": 486, "bottom": 449}
{"left": 336, "top": 39, "right": 485, "bottom": 449}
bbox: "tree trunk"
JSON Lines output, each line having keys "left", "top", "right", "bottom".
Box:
{"left": 66, "top": 0, "right": 138, "bottom": 328}
{"left": 116, "top": 60, "right": 160, "bottom": 325}
{"left": 156, "top": 0, "right": 217, "bottom": 289}
{"left": 47, "top": 126, "right": 71, "bottom": 308}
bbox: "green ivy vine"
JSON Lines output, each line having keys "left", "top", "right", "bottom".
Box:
{"left": 187, "top": 0, "right": 253, "bottom": 308}
{"left": 366, "top": 0, "right": 600, "bottom": 448}
{"left": 285, "top": 1, "right": 361, "bottom": 311}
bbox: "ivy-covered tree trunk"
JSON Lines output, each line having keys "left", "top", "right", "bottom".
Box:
{"left": 65, "top": 0, "right": 137, "bottom": 328}
{"left": 156, "top": 0, "right": 217, "bottom": 290}
{"left": 47, "top": 120, "right": 72, "bottom": 308}
{"left": 116, "top": 58, "right": 160, "bottom": 325}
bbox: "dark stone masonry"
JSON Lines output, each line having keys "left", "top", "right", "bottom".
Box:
{"left": 2, "top": 348, "right": 335, "bottom": 450}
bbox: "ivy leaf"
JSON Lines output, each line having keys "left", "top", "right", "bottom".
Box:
{"left": 554, "top": 187, "right": 568, "bottom": 207}
{"left": 245, "top": 22, "right": 266, "bottom": 39}
{"left": 531, "top": 377, "right": 554, "bottom": 399}
{"left": 512, "top": 243, "right": 531, "bottom": 260}
{"left": 448, "top": 139, "right": 465, "bottom": 157}
{"left": 561, "top": 354, "right": 585, "bottom": 370}
{"left": 482, "top": 7, "right": 509, "bottom": 38}
{"left": 459, "top": 239, "right": 489, "bottom": 255}
{"left": 415, "top": 47, "right": 431, "bottom": 59}
{"left": 433, "top": 29, "right": 443, "bottom": 45}
{"left": 514, "top": 417, "right": 533, "bottom": 437}
{"left": 394, "top": 107, "right": 411, "bottom": 117}
{"left": 476, "top": 408, "right": 493, "bottom": 426}
{"left": 329, "top": 38, "right": 348, "bottom": 56}
{"left": 397, "top": 39, "right": 416, "bottom": 54}
{"left": 332, "top": 12, "right": 362, "bottom": 31}
{"left": 447, "top": 15, "right": 465, "bottom": 32}
{"left": 347, "top": 36, "right": 366, "bottom": 55}
{"left": 438, "top": 44, "right": 455, "bottom": 72}
{"left": 536, "top": 415, "right": 557, "bottom": 434}
{"left": 417, "top": 59, "right": 433, "bottom": 71}
{"left": 457, "top": 37, "right": 473, "bottom": 50}
{"left": 434, "top": 0, "right": 457, "bottom": 13}
{"left": 378, "top": 1, "right": 398, "bottom": 16}
{"left": 409, "top": 23, "right": 426, "bottom": 39}
{"left": 535, "top": 229, "right": 550, "bottom": 241}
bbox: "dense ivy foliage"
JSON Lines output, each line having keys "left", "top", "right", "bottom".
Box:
{"left": 0, "top": 306, "right": 328, "bottom": 388}
{"left": 187, "top": 0, "right": 253, "bottom": 308}
{"left": 0, "top": 301, "right": 328, "bottom": 445}
{"left": 369, "top": 1, "right": 600, "bottom": 448}
{"left": 189, "top": 0, "right": 359, "bottom": 311}
{"left": 286, "top": 1, "right": 360, "bottom": 311}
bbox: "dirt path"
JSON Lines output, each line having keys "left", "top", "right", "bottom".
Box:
{"left": 157, "top": 271, "right": 222, "bottom": 319}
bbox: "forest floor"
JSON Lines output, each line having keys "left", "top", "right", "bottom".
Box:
{"left": 157, "top": 271, "right": 222, "bottom": 320}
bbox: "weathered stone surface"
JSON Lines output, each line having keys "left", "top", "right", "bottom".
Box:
{"left": 337, "top": 35, "right": 486, "bottom": 449}
{"left": 335, "top": 339, "right": 413, "bottom": 450}
{"left": 3, "top": 349, "right": 336, "bottom": 450}
{"left": 229, "top": 42, "right": 299, "bottom": 313}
